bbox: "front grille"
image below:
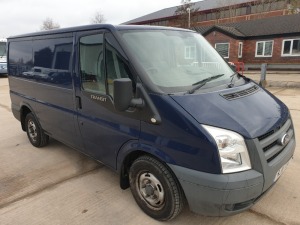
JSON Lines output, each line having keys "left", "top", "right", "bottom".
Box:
{"left": 222, "top": 85, "right": 259, "bottom": 100}
{"left": 263, "top": 141, "right": 277, "bottom": 152}
{"left": 258, "top": 130, "right": 274, "bottom": 141}
{"left": 258, "top": 119, "right": 294, "bottom": 164}
{"left": 257, "top": 120, "right": 286, "bottom": 141}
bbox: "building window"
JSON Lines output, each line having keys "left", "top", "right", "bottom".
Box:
{"left": 255, "top": 40, "right": 273, "bottom": 57}
{"left": 185, "top": 45, "right": 196, "bottom": 59}
{"left": 211, "top": 12, "right": 217, "bottom": 20}
{"left": 207, "top": 13, "right": 212, "bottom": 20}
{"left": 215, "top": 43, "right": 229, "bottom": 58}
{"left": 197, "top": 14, "right": 206, "bottom": 22}
{"left": 238, "top": 42, "right": 243, "bottom": 58}
{"left": 224, "top": 10, "right": 230, "bottom": 18}
{"left": 246, "top": 5, "right": 251, "bottom": 14}
{"left": 282, "top": 39, "right": 300, "bottom": 56}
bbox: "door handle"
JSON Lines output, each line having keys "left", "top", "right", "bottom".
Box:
{"left": 76, "top": 96, "right": 82, "bottom": 109}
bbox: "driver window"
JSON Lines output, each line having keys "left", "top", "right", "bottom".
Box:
{"left": 105, "top": 33, "right": 132, "bottom": 98}
{"left": 80, "top": 33, "right": 105, "bottom": 94}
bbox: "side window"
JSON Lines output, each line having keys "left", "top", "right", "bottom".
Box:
{"left": 9, "top": 41, "right": 33, "bottom": 76}
{"left": 33, "top": 37, "right": 73, "bottom": 89}
{"left": 80, "top": 34, "right": 105, "bottom": 94}
{"left": 105, "top": 33, "right": 132, "bottom": 97}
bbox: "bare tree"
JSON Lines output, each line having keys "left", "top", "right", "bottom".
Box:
{"left": 174, "top": 0, "right": 199, "bottom": 28}
{"left": 40, "top": 18, "right": 60, "bottom": 30}
{"left": 90, "top": 11, "right": 106, "bottom": 24}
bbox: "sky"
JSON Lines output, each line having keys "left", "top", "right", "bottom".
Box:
{"left": 0, "top": 0, "right": 188, "bottom": 38}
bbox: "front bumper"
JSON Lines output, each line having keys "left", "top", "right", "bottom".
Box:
{"left": 168, "top": 164, "right": 264, "bottom": 216}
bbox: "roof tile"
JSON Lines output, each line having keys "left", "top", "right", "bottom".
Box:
{"left": 195, "top": 14, "right": 300, "bottom": 38}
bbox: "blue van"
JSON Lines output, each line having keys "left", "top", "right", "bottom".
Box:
{"left": 7, "top": 25, "right": 296, "bottom": 221}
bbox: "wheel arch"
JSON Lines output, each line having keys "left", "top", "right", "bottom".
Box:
{"left": 119, "top": 150, "right": 147, "bottom": 189}
{"left": 117, "top": 142, "right": 179, "bottom": 190}
{"left": 20, "top": 104, "right": 34, "bottom": 131}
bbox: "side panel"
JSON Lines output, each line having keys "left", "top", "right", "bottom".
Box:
{"left": 8, "top": 34, "right": 83, "bottom": 149}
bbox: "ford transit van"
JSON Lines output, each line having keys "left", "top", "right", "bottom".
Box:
{"left": 7, "top": 25, "right": 296, "bottom": 221}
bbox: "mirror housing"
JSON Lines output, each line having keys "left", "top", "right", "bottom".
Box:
{"left": 113, "top": 78, "right": 134, "bottom": 111}
{"left": 113, "top": 78, "right": 144, "bottom": 111}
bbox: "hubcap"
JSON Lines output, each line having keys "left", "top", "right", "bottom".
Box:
{"left": 137, "top": 172, "right": 165, "bottom": 210}
{"left": 28, "top": 120, "right": 37, "bottom": 142}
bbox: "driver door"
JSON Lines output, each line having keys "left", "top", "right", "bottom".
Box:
{"left": 75, "top": 31, "right": 140, "bottom": 169}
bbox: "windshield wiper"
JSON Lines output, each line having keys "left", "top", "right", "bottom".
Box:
{"left": 186, "top": 74, "right": 224, "bottom": 94}
{"left": 228, "top": 72, "right": 238, "bottom": 88}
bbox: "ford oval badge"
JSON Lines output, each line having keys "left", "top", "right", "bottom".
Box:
{"left": 279, "top": 133, "right": 290, "bottom": 146}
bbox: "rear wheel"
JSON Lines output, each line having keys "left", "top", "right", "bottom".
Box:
{"left": 25, "top": 113, "right": 49, "bottom": 147}
{"left": 129, "top": 155, "right": 184, "bottom": 221}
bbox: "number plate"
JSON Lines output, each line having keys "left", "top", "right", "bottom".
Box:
{"left": 274, "top": 159, "right": 291, "bottom": 182}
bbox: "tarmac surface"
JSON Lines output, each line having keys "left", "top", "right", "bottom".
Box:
{"left": 0, "top": 74, "right": 299, "bottom": 225}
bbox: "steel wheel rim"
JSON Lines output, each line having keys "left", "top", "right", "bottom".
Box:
{"left": 28, "top": 120, "right": 37, "bottom": 142}
{"left": 136, "top": 172, "right": 165, "bottom": 210}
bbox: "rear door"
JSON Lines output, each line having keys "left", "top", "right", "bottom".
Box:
{"left": 74, "top": 30, "right": 140, "bottom": 169}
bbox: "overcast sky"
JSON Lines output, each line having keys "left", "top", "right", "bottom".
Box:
{"left": 0, "top": 0, "right": 191, "bottom": 38}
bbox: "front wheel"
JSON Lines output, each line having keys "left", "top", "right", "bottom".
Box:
{"left": 129, "top": 156, "right": 184, "bottom": 221}
{"left": 25, "top": 113, "right": 49, "bottom": 147}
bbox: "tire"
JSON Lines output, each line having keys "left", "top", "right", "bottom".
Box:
{"left": 25, "top": 113, "right": 49, "bottom": 147}
{"left": 129, "top": 155, "right": 184, "bottom": 221}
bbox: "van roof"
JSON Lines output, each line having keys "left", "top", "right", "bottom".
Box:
{"left": 8, "top": 24, "right": 193, "bottom": 40}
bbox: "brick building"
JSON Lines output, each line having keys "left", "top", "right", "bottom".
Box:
{"left": 124, "top": 0, "right": 300, "bottom": 69}
{"left": 197, "top": 14, "right": 300, "bottom": 70}
{"left": 124, "top": 0, "right": 295, "bottom": 28}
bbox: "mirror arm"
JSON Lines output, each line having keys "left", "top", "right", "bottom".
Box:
{"left": 130, "top": 98, "right": 144, "bottom": 108}
{"left": 135, "top": 83, "right": 161, "bottom": 124}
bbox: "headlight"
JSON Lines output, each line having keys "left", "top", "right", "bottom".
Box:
{"left": 203, "top": 125, "right": 251, "bottom": 174}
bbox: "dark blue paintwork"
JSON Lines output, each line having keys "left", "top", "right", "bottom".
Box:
{"left": 139, "top": 94, "right": 222, "bottom": 174}
{"left": 116, "top": 92, "right": 222, "bottom": 174}
{"left": 171, "top": 82, "right": 289, "bottom": 139}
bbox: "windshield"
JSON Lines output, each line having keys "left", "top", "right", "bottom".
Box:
{"left": 0, "top": 42, "right": 6, "bottom": 57}
{"left": 121, "top": 30, "right": 234, "bottom": 93}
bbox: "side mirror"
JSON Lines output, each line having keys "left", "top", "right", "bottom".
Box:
{"left": 114, "top": 79, "right": 161, "bottom": 124}
{"left": 113, "top": 78, "right": 134, "bottom": 111}
{"left": 113, "top": 78, "right": 144, "bottom": 111}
